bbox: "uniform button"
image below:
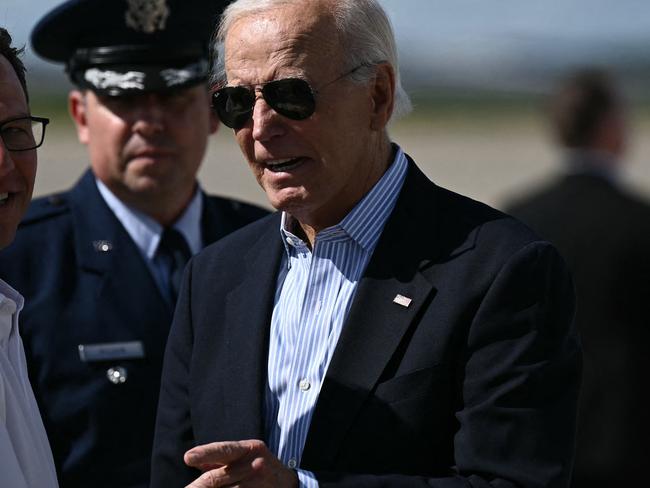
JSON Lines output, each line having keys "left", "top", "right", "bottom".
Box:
{"left": 286, "top": 237, "right": 294, "bottom": 246}
{"left": 299, "top": 379, "right": 311, "bottom": 391}
{"left": 287, "top": 458, "right": 297, "bottom": 468}
{"left": 107, "top": 366, "right": 127, "bottom": 384}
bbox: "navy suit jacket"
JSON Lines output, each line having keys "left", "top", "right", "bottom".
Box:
{"left": 151, "top": 159, "right": 581, "bottom": 487}
{"left": 0, "top": 170, "right": 268, "bottom": 488}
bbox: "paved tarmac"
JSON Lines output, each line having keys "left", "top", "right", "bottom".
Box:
{"left": 34, "top": 114, "right": 650, "bottom": 212}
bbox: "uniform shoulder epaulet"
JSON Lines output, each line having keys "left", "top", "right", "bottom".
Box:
{"left": 20, "top": 192, "right": 71, "bottom": 226}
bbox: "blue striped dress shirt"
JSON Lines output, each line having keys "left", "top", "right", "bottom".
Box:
{"left": 265, "top": 147, "right": 408, "bottom": 487}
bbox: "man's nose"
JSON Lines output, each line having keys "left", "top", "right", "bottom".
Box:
{"left": 251, "top": 96, "right": 286, "bottom": 142}
{"left": 131, "top": 94, "right": 166, "bottom": 136}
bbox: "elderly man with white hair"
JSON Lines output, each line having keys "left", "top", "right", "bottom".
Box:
{"left": 151, "top": 1, "right": 581, "bottom": 487}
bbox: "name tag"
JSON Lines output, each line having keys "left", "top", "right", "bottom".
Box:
{"left": 78, "top": 341, "right": 145, "bottom": 362}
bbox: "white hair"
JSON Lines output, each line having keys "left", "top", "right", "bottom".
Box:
{"left": 213, "top": 0, "right": 412, "bottom": 120}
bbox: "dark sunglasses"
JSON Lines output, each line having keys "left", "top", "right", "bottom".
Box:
{"left": 212, "top": 64, "right": 370, "bottom": 129}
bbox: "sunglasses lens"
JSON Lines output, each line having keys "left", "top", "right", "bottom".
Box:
{"left": 213, "top": 86, "right": 255, "bottom": 129}
{"left": 264, "top": 78, "right": 315, "bottom": 120}
{"left": 213, "top": 78, "right": 316, "bottom": 128}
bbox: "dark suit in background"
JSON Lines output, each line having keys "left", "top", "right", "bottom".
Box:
{"left": 0, "top": 170, "right": 267, "bottom": 487}
{"left": 506, "top": 166, "right": 650, "bottom": 485}
{"left": 153, "top": 160, "right": 581, "bottom": 487}
{"left": 504, "top": 69, "right": 649, "bottom": 486}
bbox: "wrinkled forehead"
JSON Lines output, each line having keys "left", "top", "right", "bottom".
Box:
{"left": 223, "top": 4, "right": 343, "bottom": 82}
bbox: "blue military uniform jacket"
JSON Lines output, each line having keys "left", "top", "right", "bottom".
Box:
{"left": 0, "top": 170, "right": 268, "bottom": 488}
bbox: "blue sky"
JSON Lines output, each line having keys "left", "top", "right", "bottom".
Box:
{"left": 2, "top": 1, "right": 649, "bottom": 93}
{"left": 4, "top": 1, "right": 650, "bottom": 46}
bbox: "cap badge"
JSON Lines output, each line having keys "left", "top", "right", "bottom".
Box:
{"left": 85, "top": 68, "right": 146, "bottom": 91}
{"left": 125, "top": 0, "right": 170, "bottom": 34}
{"left": 161, "top": 60, "right": 209, "bottom": 87}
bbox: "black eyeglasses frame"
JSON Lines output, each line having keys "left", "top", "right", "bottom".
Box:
{"left": 0, "top": 115, "right": 50, "bottom": 152}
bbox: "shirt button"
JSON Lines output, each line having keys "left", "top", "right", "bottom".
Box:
{"left": 286, "top": 237, "right": 294, "bottom": 246}
{"left": 299, "top": 379, "right": 311, "bottom": 391}
{"left": 288, "top": 458, "right": 297, "bottom": 468}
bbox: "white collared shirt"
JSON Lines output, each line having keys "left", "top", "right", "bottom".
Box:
{"left": 0, "top": 278, "right": 59, "bottom": 488}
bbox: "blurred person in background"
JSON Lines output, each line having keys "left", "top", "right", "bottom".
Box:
{"left": 505, "top": 68, "right": 650, "bottom": 486}
{"left": 0, "top": 1, "right": 267, "bottom": 487}
{"left": 151, "top": 0, "right": 581, "bottom": 486}
{"left": 0, "top": 26, "right": 58, "bottom": 488}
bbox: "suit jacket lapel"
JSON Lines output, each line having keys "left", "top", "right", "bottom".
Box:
{"left": 218, "top": 215, "right": 284, "bottom": 441}
{"left": 302, "top": 161, "right": 447, "bottom": 468}
{"left": 70, "top": 170, "right": 172, "bottom": 342}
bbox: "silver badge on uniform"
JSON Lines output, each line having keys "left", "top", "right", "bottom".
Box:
{"left": 125, "top": 0, "right": 170, "bottom": 34}
{"left": 92, "top": 240, "right": 113, "bottom": 253}
{"left": 107, "top": 366, "right": 128, "bottom": 384}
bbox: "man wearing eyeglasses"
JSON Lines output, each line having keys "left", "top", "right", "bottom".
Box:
{"left": 0, "top": 26, "right": 58, "bottom": 488}
{"left": 151, "top": 1, "right": 581, "bottom": 487}
{"left": 0, "top": 1, "right": 267, "bottom": 487}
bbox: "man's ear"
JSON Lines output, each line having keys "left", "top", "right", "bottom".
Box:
{"left": 209, "top": 106, "right": 220, "bottom": 135}
{"left": 69, "top": 90, "right": 90, "bottom": 144}
{"left": 369, "top": 63, "right": 396, "bottom": 131}
{"left": 206, "top": 85, "right": 220, "bottom": 135}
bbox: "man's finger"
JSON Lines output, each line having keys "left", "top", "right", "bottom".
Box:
{"left": 184, "top": 465, "right": 239, "bottom": 488}
{"left": 184, "top": 439, "right": 262, "bottom": 468}
{"left": 185, "top": 453, "right": 268, "bottom": 488}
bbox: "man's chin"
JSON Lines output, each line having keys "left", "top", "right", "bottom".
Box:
{"left": 125, "top": 174, "right": 169, "bottom": 194}
{"left": 265, "top": 188, "right": 310, "bottom": 214}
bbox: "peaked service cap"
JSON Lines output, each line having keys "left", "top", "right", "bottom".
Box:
{"left": 31, "top": 0, "right": 229, "bottom": 96}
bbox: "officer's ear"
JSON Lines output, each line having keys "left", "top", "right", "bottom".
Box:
{"left": 69, "top": 89, "right": 91, "bottom": 144}
{"left": 208, "top": 87, "right": 219, "bottom": 135}
{"left": 209, "top": 107, "right": 220, "bottom": 135}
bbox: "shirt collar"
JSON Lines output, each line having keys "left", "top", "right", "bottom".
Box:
{"left": 0, "top": 278, "right": 24, "bottom": 313}
{"left": 96, "top": 179, "right": 204, "bottom": 259}
{"left": 280, "top": 144, "right": 408, "bottom": 258}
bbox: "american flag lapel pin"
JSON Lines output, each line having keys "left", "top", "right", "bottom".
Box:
{"left": 393, "top": 294, "right": 412, "bottom": 308}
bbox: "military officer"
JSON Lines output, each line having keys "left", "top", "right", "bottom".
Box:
{"left": 0, "top": 1, "right": 267, "bottom": 487}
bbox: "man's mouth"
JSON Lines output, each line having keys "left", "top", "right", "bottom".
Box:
{"left": 134, "top": 151, "right": 170, "bottom": 159}
{"left": 264, "top": 158, "right": 305, "bottom": 173}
